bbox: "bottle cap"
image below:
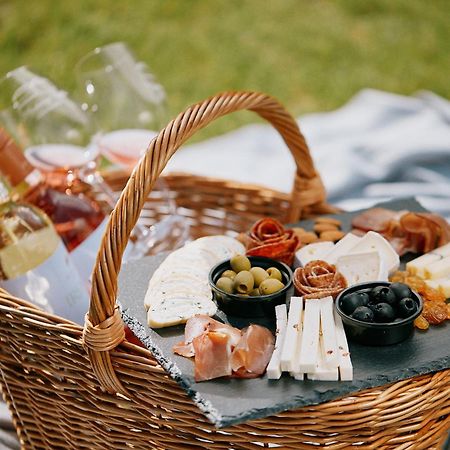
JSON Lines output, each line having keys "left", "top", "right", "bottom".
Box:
{"left": 0, "top": 128, "right": 35, "bottom": 187}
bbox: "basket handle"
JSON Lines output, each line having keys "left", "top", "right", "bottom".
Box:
{"left": 83, "top": 91, "right": 334, "bottom": 394}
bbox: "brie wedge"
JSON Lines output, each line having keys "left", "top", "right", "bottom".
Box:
{"left": 336, "top": 251, "right": 386, "bottom": 286}
{"left": 322, "top": 233, "right": 362, "bottom": 265}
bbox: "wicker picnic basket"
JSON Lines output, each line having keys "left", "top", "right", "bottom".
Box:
{"left": 0, "top": 91, "right": 449, "bottom": 449}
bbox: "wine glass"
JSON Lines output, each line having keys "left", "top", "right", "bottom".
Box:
{"left": 75, "top": 42, "right": 166, "bottom": 134}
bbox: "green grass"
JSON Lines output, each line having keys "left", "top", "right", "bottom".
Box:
{"left": 1, "top": 0, "right": 449, "bottom": 139}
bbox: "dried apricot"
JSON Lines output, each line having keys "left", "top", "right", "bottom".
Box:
{"left": 414, "top": 314, "right": 429, "bottom": 330}
{"left": 422, "top": 302, "right": 448, "bottom": 325}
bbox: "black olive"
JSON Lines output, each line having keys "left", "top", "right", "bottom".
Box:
{"left": 397, "top": 297, "right": 417, "bottom": 318}
{"left": 390, "top": 282, "right": 412, "bottom": 301}
{"left": 340, "top": 291, "right": 370, "bottom": 315}
{"left": 371, "top": 286, "right": 397, "bottom": 305}
{"left": 351, "top": 306, "right": 374, "bottom": 322}
{"left": 372, "top": 302, "right": 396, "bottom": 323}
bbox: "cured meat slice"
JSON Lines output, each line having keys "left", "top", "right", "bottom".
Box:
{"left": 293, "top": 260, "right": 347, "bottom": 299}
{"left": 173, "top": 315, "right": 241, "bottom": 357}
{"left": 245, "top": 218, "right": 299, "bottom": 266}
{"left": 231, "top": 325, "right": 275, "bottom": 378}
{"left": 193, "top": 332, "right": 232, "bottom": 382}
{"left": 351, "top": 208, "right": 404, "bottom": 233}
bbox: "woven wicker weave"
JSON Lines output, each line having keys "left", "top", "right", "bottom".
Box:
{"left": 0, "top": 91, "right": 449, "bottom": 449}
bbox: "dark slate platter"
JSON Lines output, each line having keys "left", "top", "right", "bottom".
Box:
{"left": 119, "top": 197, "right": 450, "bottom": 428}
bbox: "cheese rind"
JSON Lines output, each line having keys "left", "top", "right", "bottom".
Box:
{"left": 348, "top": 231, "right": 399, "bottom": 274}
{"left": 322, "top": 233, "right": 362, "bottom": 265}
{"left": 267, "top": 304, "right": 288, "bottom": 380}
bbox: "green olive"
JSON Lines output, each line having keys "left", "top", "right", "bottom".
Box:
{"left": 230, "top": 254, "right": 251, "bottom": 273}
{"left": 266, "top": 267, "right": 282, "bottom": 282}
{"left": 259, "top": 278, "right": 284, "bottom": 295}
{"left": 250, "top": 266, "right": 269, "bottom": 287}
{"left": 221, "top": 269, "right": 237, "bottom": 280}
{"left": 249, "top": 288, "right": 261, "bottom": 297}
{"left": 216, "top": 277, "right": 234, "bottom": 294}
{"left": 233, "top": 270, "right": 254, "bottom": 294}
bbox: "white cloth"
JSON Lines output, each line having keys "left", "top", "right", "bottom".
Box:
{"left": 166, "top": 89, "right": 450, "bottom": 219}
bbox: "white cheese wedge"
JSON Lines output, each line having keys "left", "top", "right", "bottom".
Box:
{"left": 334, "top": 309, "right": 353, "bottom": 381}
{"left": 280, "top": 297, "right": 303, "bottom": 372}
{"left": 348, "top": 231, "right": 400, "bottom": 274}
{"left": 322, "top": 233, "right": 362, "bottom": 265}
{"left": 297, "top": 298, "right": 321, "bottom": 373}
{"left": 319, "top": 296, "right": 339, "bottom": 369}
{"left": 435, "top": 243, "right": 450, "bottom": 258}
{"left": 424, "top": 256, "right": 450, "bottom": 280}
{"left": 267, "top": 304, "right": 288, "bottom": 380}
{"left": 425, "top": 278, "right": 450, "bottom": 298}
{"left": 307, "top": 335, "right": 339, "bottom": 381}
{"left": 294, "top": 242, "right": 335, "bottom": 268}
{"left": 336, "top": 251, "right": 386, "bottom": 286}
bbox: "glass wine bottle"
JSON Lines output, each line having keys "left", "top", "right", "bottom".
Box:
{"left": 0, "top": 177, "right": 89, "bottom": 324}
{"left": 0, "top": 128, "right": 107, "bottom": 288}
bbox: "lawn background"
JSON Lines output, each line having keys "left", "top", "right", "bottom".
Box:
{"left": 1, "top": 0, "right": 449, "bottom": 139}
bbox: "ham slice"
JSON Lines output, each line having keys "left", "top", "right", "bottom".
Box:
{"left": 193, "top": 332, "right": 232, "bottom": 382}
{"left": 173, "top": 314, "right": 241, "bottom": 357}
{"left": 351, "top": 208, "right": 404, "bottom": 233}
{"left": 231, "top": 325, "right": 275, "bottom": 378}
{"left": 174, "top": 315, "right": 275, "bottom": 381}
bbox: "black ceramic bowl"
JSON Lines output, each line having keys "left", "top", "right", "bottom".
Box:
{"left": 209, "top": 256, "right": 293, "bottom": 318}
{"left": 335, "top": 281, "right": 423, "bottom": 346}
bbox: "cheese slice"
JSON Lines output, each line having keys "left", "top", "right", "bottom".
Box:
{"left": 280, "top": 297, "right": 303, "bottom": 372}
{"left": 322, "top": 233, "right": 362, "bottom": 265}
{"left": 406, "top": 253, "right": 442, "bottom": 278}
{"left": 435, "top": 243, "right": 450, "bottom": 258}
{"left": 348, "top": 231, "right": 400, "bottom": 274}
{"left": 425, "top": 278, "right": 450, "bottom": 298}
{"left": 319, "top": 296, "right": 339, "bottom": 369}
{"left": 295, "top": 242, "right": 335, "bottom": 268}
{"left": 336, "top": 251, "right": 386, "bottom": 286}
{"left": 334, "top": 309, "right": 353, "bottom": 381}
{"left": 307, "top": 335, "right": 339, "bottom": 381}
{"left": 424, "top": 256, "right": 450, "bottom": 280}
{"left": 297, "top": 298, "right": 321, "bottom": 373}
{"left": 267, "top": 304, "right": 288, "bottom": 380}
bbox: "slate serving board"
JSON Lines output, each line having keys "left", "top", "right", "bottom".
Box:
{"left": 119, "top": 197, "right": 450, "bottom": 428}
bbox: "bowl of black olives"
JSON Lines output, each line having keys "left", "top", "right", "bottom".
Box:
{"left": 335, "top": 281, "right": 423, "bottom": 345}
{"left": 209, "top": 255, "right": 293, "bottom": 318}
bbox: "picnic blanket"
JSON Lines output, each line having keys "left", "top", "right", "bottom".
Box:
{"left": 1, "top": 88, "right": 449, "bottom": 447}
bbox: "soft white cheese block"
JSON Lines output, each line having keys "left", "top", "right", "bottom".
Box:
{"left": 322, "top": 233, "right": 362, "bottom": 265}
{"left": 424, "top": 256, "right": 450, "bottom": 280}
{"left": 336, "top": 251, "right": 386, "bottom": 286}
{"left": 295, "top": 242, "right": 335, "bottom": 268}
{"left": 267, "top": 304, "right": 288, "bottom": 380}
{"left": 348, "top": 231, "right": 400, "bottom": 274}
{"left": 435, "top": 243, "right": 450, "bottom": 257}
{"left": 297, "top": 299, "right": 321, "bottom": 373}
{"left": 280, "top": 297, "right": 304, "bottom": 372}
{"left": 319, "top": 296, "right": 339, "bottom": 369}
{"left": 307, "top": 335, "right": 339, "bottom": 381}
{"left": 334, "top": 309, "right": 353, "bottom": 381}
{"left": 425, "top": 278, "right": 450, "bottom": 298}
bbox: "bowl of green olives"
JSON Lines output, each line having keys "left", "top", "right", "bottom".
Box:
{"left": 209, "top": 255, "right": 293, "bottom": 318}
{"left": 335, "top": 281, "right": 423, "bottom": 346}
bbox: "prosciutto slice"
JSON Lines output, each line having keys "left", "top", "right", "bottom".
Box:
{"left": 173, "top": 315, "right": 275, "bottom": 381}
{"left": 173, "top": 314, "right": 241, "bottom": 357}
{"left": 193, "top": 332, "right": 232, "bottom": 382}
{"left": 231, "top": 325, "right": 275, "bottom": 378}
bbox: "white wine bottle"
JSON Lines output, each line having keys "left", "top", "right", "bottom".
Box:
{"left": 0, "top": 177, "right": 90, "bottom": 325}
